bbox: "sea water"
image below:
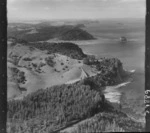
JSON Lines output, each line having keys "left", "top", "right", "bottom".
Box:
{"left": 79, "top": 18, "right": 145, "bottom": 121}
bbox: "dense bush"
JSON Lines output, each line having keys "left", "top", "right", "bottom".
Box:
{"left": 81, "top": 58, "right": 124, "bottom": 88}
{"left": 71, "top": 112, "right": 144, "bottom": 132}
{"left": 10, "top": 67, "right": 26, "bottom": 84}
{"left": 59, "top": 27, "right": 95, "bottom": 41}
{"left": 45, "top": 56, "right": 55, "bottom": 67}
{"left": 28, "top": 42, "right": 86, "bottom": 60}
{"left": 83, "top": 58, "right": 90, "bottom": 65}
{"left": 7, "top": 81, "right": 104, "bottom": 132}
{"left": 23, "top": 57, "right": 32, "bottom": 61}
{"left": 96, "top": 58, "right": 122, "bottom": 73}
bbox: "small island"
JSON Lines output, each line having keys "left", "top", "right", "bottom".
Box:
{"left": 120, "top": 36, "right": 127, "bottom": 43}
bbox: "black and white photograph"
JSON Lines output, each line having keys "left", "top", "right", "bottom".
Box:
{"left": 6, "top": 0, "right": 146, "bottom": 132}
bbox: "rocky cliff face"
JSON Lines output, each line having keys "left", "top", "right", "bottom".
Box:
{"left": 89, "top": 58, "right": 129, "bottom": 87}
{"left": 112, "top": 59, "right": 128, "bottom": 83}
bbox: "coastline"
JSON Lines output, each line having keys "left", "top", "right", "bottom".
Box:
{"left": 79, "top": 37, "right": 145, "bottom": 123}
{"left": 104, "top": 81, "right": 131, "bottom": 103}
{"left": 80, "top": 47, "right": 144, "bottom": 124}
{"left": 103, "top": 69, "right": 145, "bottom": 124}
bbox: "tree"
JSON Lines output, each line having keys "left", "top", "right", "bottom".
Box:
{"left": 83, "top": 57, "right": 90, "bottom": 65}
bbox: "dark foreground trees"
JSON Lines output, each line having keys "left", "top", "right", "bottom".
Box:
{"left": 7, "top": 81, "right": 104, "bottom": 132}
{"left": 7, "top": 77, "right": 144, "bottom": 132}
{"left": 71, "top": 112, "right": 143, "bottom": 133}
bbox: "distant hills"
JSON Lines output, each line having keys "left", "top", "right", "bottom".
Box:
{"left": 8, "top": 23, "right": 95, "bottom": 42}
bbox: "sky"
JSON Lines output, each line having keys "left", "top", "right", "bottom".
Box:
{"left": 8, "top": 0, "right": 146, "bottom": 21}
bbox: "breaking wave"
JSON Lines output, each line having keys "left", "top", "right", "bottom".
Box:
{"left": 104, "top": 81, "right": 131, "bottom": 103}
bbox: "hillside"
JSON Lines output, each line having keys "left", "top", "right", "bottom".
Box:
{"left": 7, "top": 38, "right": 144, "bottom": 132}
{"left": 7, "top": 39, "right": 95, "bottom": 99}
{"left": 60, "top": 111, "right": 143, "bottom": 133}
{"left": 7, "top": 80, "right": 144, "bottom": 133}
{"left": 7, "top": 38, "right": 130, "bottom": 100}
{"left": 7, "top": 24, "right": 95, "bottom": 42}
{"left": 28, "top": 42, "right": 86, "bottom": 60}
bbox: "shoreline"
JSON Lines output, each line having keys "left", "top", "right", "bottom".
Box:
{"left": 103, "top": 69, "right": 145, "bottom": 124}
{"left": 104, "top": 81, "right": 131, "bottom": 103}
